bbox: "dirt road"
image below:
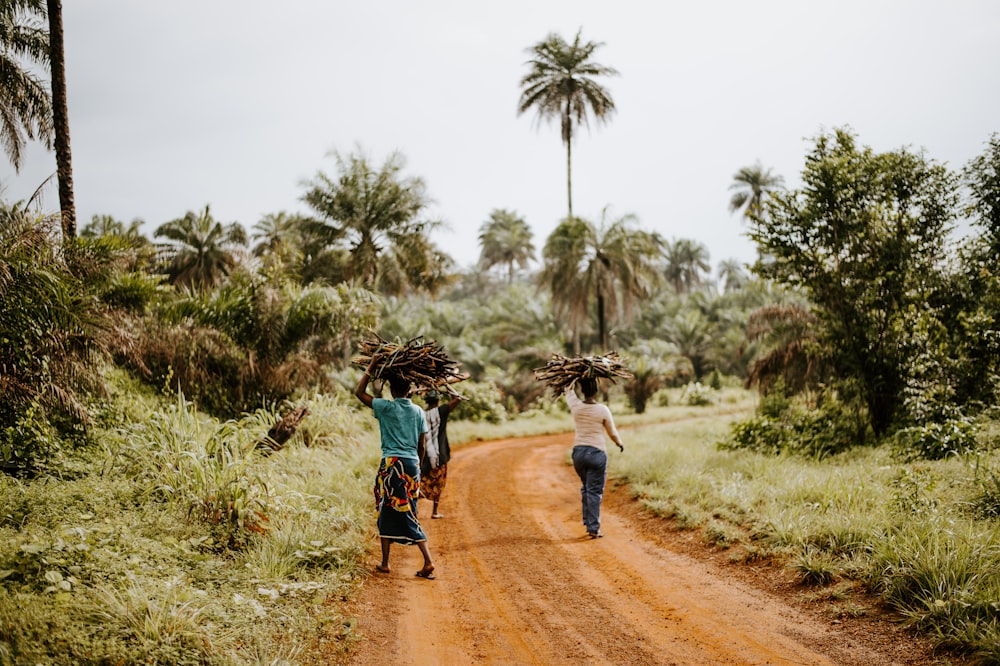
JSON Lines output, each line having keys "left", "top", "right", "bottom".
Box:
{"left": 342, "top": 432, "right": 941, "bottom": 665}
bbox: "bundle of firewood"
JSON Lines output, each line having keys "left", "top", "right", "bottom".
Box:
{"left": 534, "top": 351, "right": 633, "bottom": 395}
{"left": 255, "top": 405, "right": 309, "bottom": 455}
{"left": 352, "top": 333, "right": 466, "bottom": 394}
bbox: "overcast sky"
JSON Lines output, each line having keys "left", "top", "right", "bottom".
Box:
{"left": 2, "top": 1, "right": 998, "bottom": 272}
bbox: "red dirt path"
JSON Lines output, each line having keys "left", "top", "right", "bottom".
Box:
{"left": 335, "top": 431, "right": 964, "bottom": 665}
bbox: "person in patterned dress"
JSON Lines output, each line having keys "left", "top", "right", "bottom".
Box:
{"left": 420, "top": 390, "right": 461, "bottom": 519}
{"left": 355, "top": 356, "right": 436, "bottom": 579}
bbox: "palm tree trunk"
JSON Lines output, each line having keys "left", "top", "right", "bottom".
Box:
{"left": 596, "top": 289, "right": 607, "bottom": 351}
{"left": 566, "top": 134, "right": 573, "bottom": 221}
{"left": 597, "top": 291, "right": 610, "bottom": 401}
{"left": 47, "top": 0, "right": 75, "bottom": 238}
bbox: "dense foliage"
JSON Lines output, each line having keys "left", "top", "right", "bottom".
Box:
{"left": 728, "top": 128, "right": 1000, "bottom": 460}
{"left": 750, "top": 128, "right": 960, "bottom": 436}
{"left": 0, "top": 207, "right": 132, "bottom": 471}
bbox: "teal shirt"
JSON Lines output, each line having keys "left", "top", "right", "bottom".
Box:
{"left": 372, "top": 397, "right": 427, "bottom": 460}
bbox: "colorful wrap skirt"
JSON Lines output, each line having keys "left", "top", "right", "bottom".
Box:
{"left": 419, "top": 463, "right": 448, "bottom": 502}
{"left": 374, "top": 457, "right": 426, "bottom": 544}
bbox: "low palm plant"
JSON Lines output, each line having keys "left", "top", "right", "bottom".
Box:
{"left": 623, "top": 356, "right": 664, "bottom": 414}
{"left": 0, "top": 207, "right": 134, "bottom": 470}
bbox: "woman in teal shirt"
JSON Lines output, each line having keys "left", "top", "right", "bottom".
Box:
{"left": 356, "top": 356, "right": 436, "bottom": 579}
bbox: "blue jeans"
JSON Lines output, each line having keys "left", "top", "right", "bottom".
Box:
{"left": 572, "top": 446, "right": 607, "bottom": 534}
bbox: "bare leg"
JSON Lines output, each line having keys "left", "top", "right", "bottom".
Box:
{"left": 376, "top": 537, "right": 391, "bottom": 573}
{"left": 415, "top": 541, "right": 434, "bottom": 577}
{"left": 432, "top": 500, "right": 442, "bottom": 518}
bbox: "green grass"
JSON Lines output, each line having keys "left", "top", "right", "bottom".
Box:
{"left": 0, "top": 380, "right": 377, "bottom": 665}
{"left": 599, "top": 402, "right": 1000, "bottom": 661}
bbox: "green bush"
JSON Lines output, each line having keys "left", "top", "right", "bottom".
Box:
{"left": 436, "top": 379, "right": 507, "bottom": 424}
{"left": 652, "top": 388, "right": 671, "bottom": 407}
{"left": 722, "top": 415, "right": 790, "bottom": 457}
{"left": 721, "top": 393, "right": 869, "bottom": 458}
{"left": 0, "top": 406, "right": 62, "bottom": 474}
{"left": 891, "top": 419, "right": 978, "bottom": 461}
{"left": 709, "top": 369, "right": 723, "bottom": 390}
{"left": 134, "top": 281, "right": 378, "bottom": 418}
{"left": 968, "top": 469, "right": 1000, "bottom": 520}
{"left": 0, "top": 213, "right": 124, "bottom": 472}
{"left": 680, "top": 382, "right": 714, "bottom": 406}
{"left": 137, "top": 321, "right": 250, "bottom": 416}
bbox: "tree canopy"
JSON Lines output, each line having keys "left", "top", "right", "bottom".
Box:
{"left": 154, "top": 205, "right": 248, "bottom": 290}
{"left": 539, "top": 209, "right": 662, "bottom": 353}
{"left": 663, "top": 238, "right": 710, "bottom": 294}
{"left": 0, "top": 0, "right": 52, "bottom": 172}
{"left": 477, "top": 208, "right": 535, "bottom": 283}
{"left": 301, "top": 149, "right": 450, "bottom": 295}
{"left": 518, "top": 29, "right": 618, "bottom": 221}
{"left": 749, "top": 128, "right": 959, "bottom": 435}
{"left": 729, "top": 161, "right": 784, "bottom": 222}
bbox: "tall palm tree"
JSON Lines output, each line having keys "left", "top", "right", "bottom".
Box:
{"left": 518, "top": 29, "right": 618, "bottom": 221}
{"left": 252, "top": 211, "right": 304, "bottom": 258}
{"left": 154, "top": 205, "right": 247, "bottom": 289}
{"left": 477, "top": 208, "right": 535, "bottom": 283}
{"left": 80, "top": 213, "right": 145, "bottom": 241}
{"left": 539, "top": 208, "right": 662, "bottom": 353}
{"left": 0, "top": 0, "right": 52, "bottom": 172}
{"left": 45, "top": 0, "right": 73, "bottom": 237}
{"left": 301, "top": 149, "right": 447, "bottom": 294}
{"left": 663, "top": 238, "right": 711, "bottom": 294}
{"left": 729, "top": 161, "right": 784, "bottom": 222}
{"left": 717, "top": 258, "right": 749, "bottom": 292}
{"left": 663, "top": 310, "right": 713, "bottom": 380}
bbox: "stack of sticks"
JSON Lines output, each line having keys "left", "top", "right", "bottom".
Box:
{"left": 534, "top": 351, "right": 633, "bottom": 396}
{"left": 353, "top": 333, "right": 466, "bottom": 396}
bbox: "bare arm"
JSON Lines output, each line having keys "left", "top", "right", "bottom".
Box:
{"left": 418, "top": 432, "right": 426, "bottom": 462}
{"left": 603, "top": 414, "right": 624, "bottom": 451}
{"left": 354, "top": 357, "right": 378, "bottom": 409}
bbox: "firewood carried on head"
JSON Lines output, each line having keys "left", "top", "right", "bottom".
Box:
{"left": 352, "top": 332, "right": 468, "bottom": 398}
{"left": 533, "top": 351, "right": 633, "bottom": 397}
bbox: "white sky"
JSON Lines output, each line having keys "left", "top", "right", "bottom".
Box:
{"left": 2, "top": 1, "right": 998, "bottom": 272}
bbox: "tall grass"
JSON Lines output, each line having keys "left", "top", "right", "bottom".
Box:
{"left": 0, "top": 381, "right": 378, "bottom": 665}
{"left": 607, "top": 403, "right": 1000, "bottom": 660}
{"left": 114, "top": 394, "right": 272, "bottom": 543}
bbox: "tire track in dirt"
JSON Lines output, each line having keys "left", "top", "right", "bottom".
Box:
{"left": 342, "top": 431, "right": 899, "bottom": 665}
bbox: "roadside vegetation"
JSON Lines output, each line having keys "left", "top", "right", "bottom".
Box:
{"left": 613, "top": 408, "right": 1000, "bottom": 663}
{"left": 0, "top": 375, "right": 378, "bottom": 665}
{"left": 3, "top": 12, "right": 1000, "bottom": 663}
